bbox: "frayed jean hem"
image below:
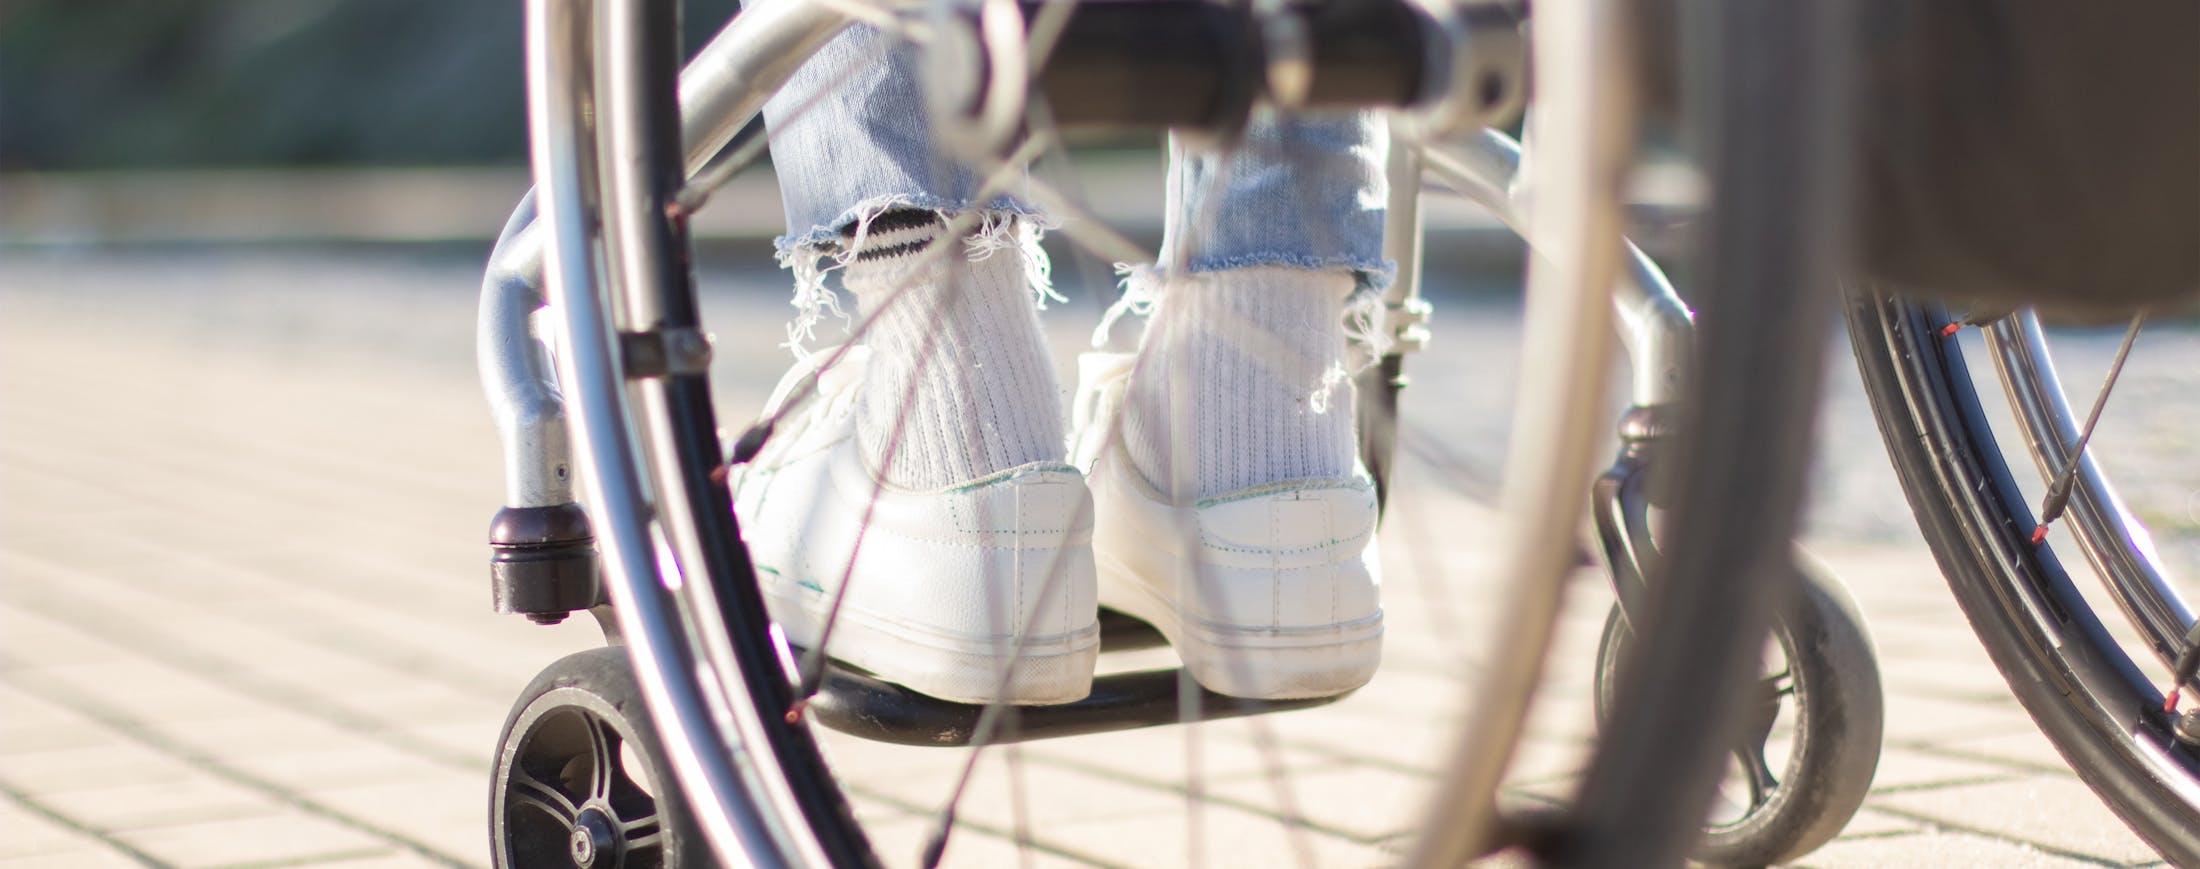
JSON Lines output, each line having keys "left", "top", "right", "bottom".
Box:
{"left": 1176, "top": 253, "right": 1398, "bottom": 294}
{"left": 771, "top": 197, "right": 1059, "bottom": 359}
{"left": 772, "top": 194, "right": 1046, "bottom": 257}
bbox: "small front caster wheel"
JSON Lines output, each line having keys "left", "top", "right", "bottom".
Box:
{"left": 1595, "top": 557, "right": 1885, "bottom": 867}
{"left": 492, "top": 646, "right": 704, "bottom": 868}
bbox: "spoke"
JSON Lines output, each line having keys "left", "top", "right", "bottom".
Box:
{"left": 787, "top": 137, "right": 1059, "bottom": 708}
{"left": 1002, "top": 166, "right": 1158, "bottom": 267}
{"left": 1023, "top": 0, "right": 1079, "bottom": 71}
{"left": 623, "top": 811, "right": 665, "bottom": 849}
{"left": 511, "top": 769, "right": 583, "bottom": 825}
{"left": 1399, "top": 423, "right": 1502, "bottom": 502}
{"left": 918, "top": 491, "right": 1097, "bottom": 867}
{"left": 1732, "top": 744, "right": 1779, "bottom": 810}
{"left": 792, "top": 318, "right": 944, "bottom": 702}
{"left": 810, "top": 0, "right": 928, "bottom": 40}
{"left": 2032, "top": 311, "right": 2146, "bottom": 545}
{"left": 1732, "top": 680, "right": 1783, "bottom": 811}
{"left": 1183, "top": 691, "right": 1207, "bottom": 869}
{"left": 732, "top": 134, "right": 1056, "bottom": 479}
{"left": 2167, "top": 622, "right": 2200, "bottom": 712}
{"left": 1007, "top": 744, "right": 1038, "bottom": 869}
{"left": 1245, "top": 717, "right": 1320, "bottom": 869}
{"left": 583, "top": 718, "right": 619, "bottom": 803}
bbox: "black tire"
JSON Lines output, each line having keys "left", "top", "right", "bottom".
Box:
{"left": 492, "top": 646, "right": 709, "bottom": 869}
{"left": 1844, "top": 291, "right": 2200, "bottom": 864}
{"left": 1550, "top": 3, "right": 1852, "bottom": 867}
{"left": 1594, "top": 559, "right": 1885, "bottom": 866}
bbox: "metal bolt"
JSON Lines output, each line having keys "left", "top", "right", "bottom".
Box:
{"left": 571, "top": 809, "right": 616, "bottom": 868}
{"left": 2176, "top": 711, "right": 2200, "bottom": 745}
{"left": 570, "top": 826, "right": 595, "bottom": 866}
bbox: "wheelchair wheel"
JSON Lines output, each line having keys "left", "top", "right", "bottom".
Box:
{"left": 499, "top": 0, "right": 1848, "bottom": 865}
{"left": 492, "top": 646, "right": 707, "bottom": 869}
{"left": 1846, "top": 292, "right": 2200, "bottom": 864}
{"left": 1594, "top": 558, "right": 1884, "bottom": 866}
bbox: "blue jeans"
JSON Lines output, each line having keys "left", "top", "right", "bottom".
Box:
{"left": 762, "top": 24, "right": 1394, "bottom": 291}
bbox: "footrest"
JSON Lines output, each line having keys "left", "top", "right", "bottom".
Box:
{"left": 802, "top": 606, "right": 1346, "bottom": 746}
{"left": 806, "top": 666, "right": 1349, "bottom": 747}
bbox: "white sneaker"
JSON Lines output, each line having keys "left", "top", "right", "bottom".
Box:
{"left": 730, "top": 347, "right": 1100, "bottom": 705}
{"left": 1072, "top": 352, "right": 1384, "bottom": 700}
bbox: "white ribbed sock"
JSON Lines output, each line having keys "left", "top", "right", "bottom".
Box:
{"left": 841, "top": 213, "right": 1065, "bottom": 490}
{"left": 1121, "top": 267, "right": 1357, "bottom": 501}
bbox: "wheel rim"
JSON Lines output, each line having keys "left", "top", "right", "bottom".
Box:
{"left": 1982, "top": 310, "right": 2195, "bottom": 665}
{"left": 499, "top": 689, "right": 670, "bottom": 869}
{"left": 1850, "top": 293, "right": 2200, "bottom": 861}
{"left": 1706, "top": 638, "right": 1800, "bottom": 832}
{"left": 1597, "top": 612, "right": 1807, "bottom": 833}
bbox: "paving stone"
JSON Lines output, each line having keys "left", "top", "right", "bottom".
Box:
{"left": 29, "top": 777, "right": 278, "bottom": 833}
{"left": 1037, "top": 798, "right": 1394, "bottom": 869}
{"left": 307, "top": 774, "right": 492, "bottom": 866}
{"left": 111, "top": 811, "right": 389, "bottom": 869}
{"left": 283, "top": 853, "right": 442, "bottom": 869}
{"left": 0, "top": 851, "right": 153, "bottom": 869}
{"left": 1205, "top": 762, "right": 1437, "bottom": 844}
{"left": 0, "top": 798, "right": 112, "bottom": 861}
{"left": 1821, "top": 806, "right": 1925, "bottom": 840}
{"left": 852, "top": 749, "right": 1190, "bottom": 832}
{"left": 1878, "top": 691, "right": 2032, "bottom": 745}
{"left": 1793, "top": 828, "right": 2109, "bottom": 869}
{"left": 1021, "top": 720, "right": 1344, "bottom": 785}
{"left": 216, "top": 739, "right": 462, "bottom": 794}
{"left": 0, "top": 740, "right": 202, "bottom": 797}
{"left": 859, "top": 814, "right": 1114, "bottom": 869}
{"left": 1922, "top": 726, "right": 2081, "bottom": 776}
{"left": 0, "top": 684, "right": 107, "bottom": 756}
{"left": 1863, "top": 746, "right": 2021, "bottom": 793}
{"left": 1871, "top": 774, "right": 2156, "bottom": 864}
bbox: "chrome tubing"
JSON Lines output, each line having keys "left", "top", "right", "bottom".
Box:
{"left": 596, "top": 0, "right": 844, "bottom": 864}
{"left": 525, "top": 0, "right": 798, "bottom": 864}
{"left": 1421, "top": 129, "right": 1694, "bottom": 406}
{"left": 1405, "top": 0, "right": 1639, "bottom": 862}
{"left": 1383, "top": 118, "right": 1428, "bottom": 318}
{"left": 677, "top": 0, "right": 853, "bottom": 178}
{"left": 477, "top": 195, "right": 568, "bottom": 509}
{"left": 485, "top": 0, "right": 854, "bottom": 516}
{"left": 1986, "top": 312, "right": 2194, "bottom": 666}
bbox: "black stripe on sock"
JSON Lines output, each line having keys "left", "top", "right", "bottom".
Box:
{"left": 842, "top": 209, "right": 943, "bottom": 241}
{"left": 852, "top": 238, "right": 936, "bottom": 263}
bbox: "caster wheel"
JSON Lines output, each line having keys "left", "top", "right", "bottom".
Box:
{"left": 492, "top": 646, "right": 706, "bottom": 869}
{"left": 1595, "top": 557, "right": 1885, "bottom": 867}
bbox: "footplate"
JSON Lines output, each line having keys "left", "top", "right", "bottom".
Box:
{"left": 800, "top": 609, "right": 1349, "bottom": 746}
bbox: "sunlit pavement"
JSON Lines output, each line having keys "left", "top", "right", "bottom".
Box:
{"left": 1, "top": 249, "right": 2186, "bottom": 868}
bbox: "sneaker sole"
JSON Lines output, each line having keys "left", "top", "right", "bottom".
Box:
{"left": 763, "top": 575, "right": 1100, "bottom": 706}
{"left": 1097, "top": 559, "right": 1383, "bottom": 701}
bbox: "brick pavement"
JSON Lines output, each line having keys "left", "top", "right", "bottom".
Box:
{"left": 0, "top": 251, "right": 2180, "bottom": 868}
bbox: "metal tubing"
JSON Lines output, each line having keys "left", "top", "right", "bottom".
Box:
{"left": 1384, "top": 119, "right": 1427, "bottom": 313}
{"left": 524, "top": 0, "right": 791, "bottom": 864}
{"left": 1403, "top": 0, "right": 1639, "bottom": 862}
{"left": 1421, "top": 129, "right": 1694, "bottom": 406}
{"left": 1986, "top": 313, "right": 2194, "bottom": 666}
{"left": 484, "top": 0, "right": 853, "bottom": 517}
{"left": 596, "top": 0, "right": 844, "bottom": 864}
{"left": 478, "top": 194, "right": 570, "bottom": 508}
{"left": 677, "top": 0, "right": 853, "bottom": 177}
